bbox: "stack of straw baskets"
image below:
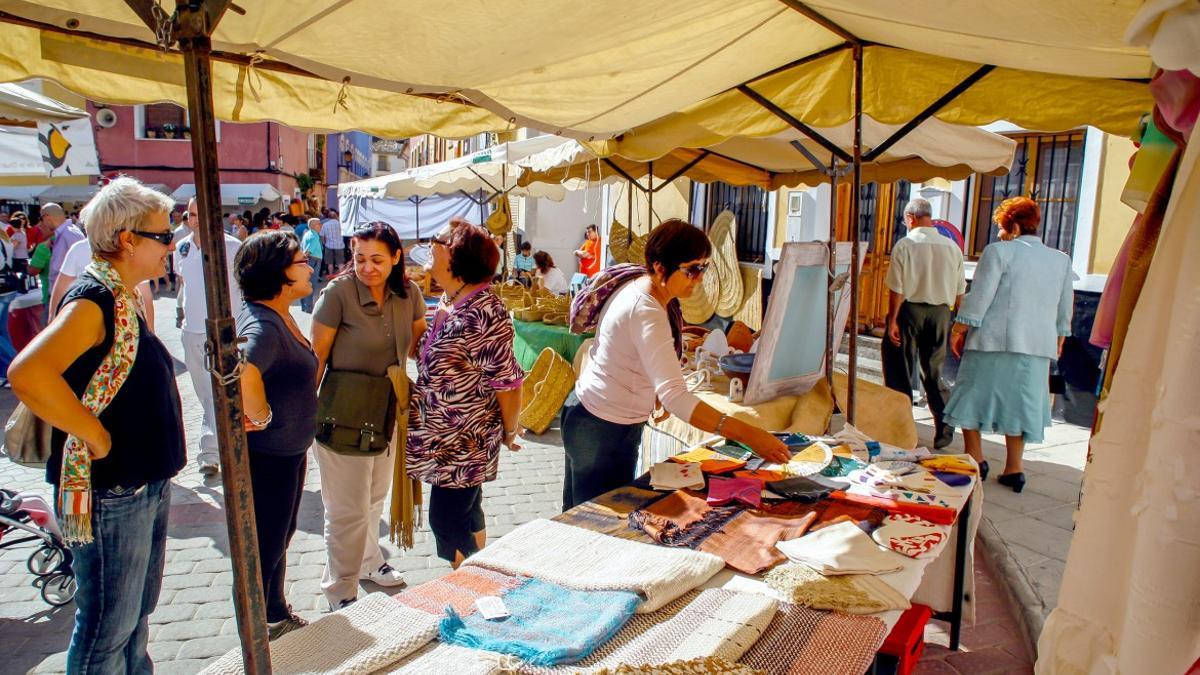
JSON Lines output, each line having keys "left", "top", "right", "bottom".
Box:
{"left": 518, "top": 347, "right": 576, "bottom": 434}
{"left": 497, "top": 283, "right": 571, "bottom": 325}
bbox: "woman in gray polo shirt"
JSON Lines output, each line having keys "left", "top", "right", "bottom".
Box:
{"left": 310, "top": 222, "right": 426, "bottom": 609}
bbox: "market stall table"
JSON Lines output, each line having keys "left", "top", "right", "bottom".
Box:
{"left": 512, "top": 318, "right": 591, "bottom": 372}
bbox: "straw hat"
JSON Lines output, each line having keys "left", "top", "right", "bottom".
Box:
{"left": 678, "top": 248, "right": 720, "bottom": 324}
{"left": 708, "top": 210, "right": 743, "bottom": 316}
{"left": 734, "top": 266, "right": 763, "bottom": 331}
{"left": 609, "top": 219, "right": 632, "bottom": 264}
{"left": 519, "top": 347, "right": 576, "bottom": 434}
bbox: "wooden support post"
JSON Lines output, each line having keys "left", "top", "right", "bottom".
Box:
{"left": 826, "top": 156, "right": 838, "bottom": 394}
{"left": 173, "top": 3, "right": 272, "bottom": 672}
{"left": 847, "top": 43, "right": 864, "bottom": 425}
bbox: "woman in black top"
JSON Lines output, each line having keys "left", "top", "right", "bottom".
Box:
{"left": 9, "top": 177, "right": 184, "bottom": 674}
{"left": 233, "top": 229, "right": 318, "bottom": 640}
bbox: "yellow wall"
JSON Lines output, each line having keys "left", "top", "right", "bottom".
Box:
{"left": 1090, "top": 134, "right": 1137, "bottom": 274}
{"left": 610, "top": 176, "right": 691, "bottom": 233}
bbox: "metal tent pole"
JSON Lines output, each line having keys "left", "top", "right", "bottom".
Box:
{"left": 826, "top": 156, "right": 839, "bottom": 393}
{"left": 847, "top": 43, "right": 864, "bottom": 424}
{"left": 647, "top": 161, "right": 654, "bottom": 227}
{"left": 140, "top": 0, "right": 272, "bottom": 671}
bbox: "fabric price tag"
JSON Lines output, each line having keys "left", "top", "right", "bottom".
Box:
{"left": 475, "top": 596, "right": 510, "bottom": 620}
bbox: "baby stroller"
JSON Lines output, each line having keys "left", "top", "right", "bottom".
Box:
{"left": 0, "top": 488, "right": 76, "bottom": 606}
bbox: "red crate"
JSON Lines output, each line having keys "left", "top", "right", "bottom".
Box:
{"left": 879, "top": 604, "right": 933, "bottom": 675}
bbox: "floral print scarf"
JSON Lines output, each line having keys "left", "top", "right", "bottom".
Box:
{"left": 568, "top": 263, "right": 684, "bottom": 357}
{"left": 58, "top": 257, "right": 141, "bottom": 544}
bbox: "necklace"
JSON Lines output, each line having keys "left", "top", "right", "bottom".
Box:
{"left": 444, "top": 281, "right": 473, "bottom": 305}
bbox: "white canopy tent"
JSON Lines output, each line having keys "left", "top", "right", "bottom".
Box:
{"left": 339, "top": 135, "right": 575, "bottom": 202}
{"left": 171, "top": 183, "right": 283, "bottom": 210}
{"left": 0, "top": 82, "right": 87, "bottom": 123}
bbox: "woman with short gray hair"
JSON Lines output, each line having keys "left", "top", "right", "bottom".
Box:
{"left": 8, "top": 175, "right": 186, "bottom": 673}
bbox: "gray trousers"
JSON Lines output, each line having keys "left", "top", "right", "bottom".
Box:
{"left": 882, "top": 301, "right": 953, "bottom": 426}
{"left": 181, "top": 330, "right": 219, "bottom": 465}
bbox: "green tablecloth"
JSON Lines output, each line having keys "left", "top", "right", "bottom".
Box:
{"left": 512, "top": 319, "right": 591, "bottom": 371}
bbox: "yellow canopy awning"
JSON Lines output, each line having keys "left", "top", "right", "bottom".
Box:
{"left": 0, "top": 20, "right": 507, "bottom": 139}
{"left": 0, "top": 1, "right": 1152, "bottom": 139}
{"left": 520, "top": 116, "right": 1017, "bottom": 191}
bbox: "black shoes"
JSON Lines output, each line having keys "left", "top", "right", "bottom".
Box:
{"left": 997, "top": 472, "right": 1026, "bottom": 493}
{"left": 978, "top": 460, "right": 990, "bottom": 482}
{"left": 934, "top": 423, "right": 956, "bottom": 450}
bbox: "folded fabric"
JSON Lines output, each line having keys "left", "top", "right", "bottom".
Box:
{"left": 871, "top": 517, "right": 947, "bottom": 559}
{"left": 439, "top": 577, "right": 639, "bottom": 666}
{"left": 775, "top": 521, "right": 904, "bottom": 575}
{"left": 465, "top": 519, "right": 725, "bottom": 613}
{"left": 739, "top": 601, "right": 888, "bottom": 675}
{"left": 594, "top": 657, "right": 762, "bottom": 674}
{"left": 200, "top": 593, "right": 438, "bottom": 675}
{"left": 553, "top": 485, "right": 666, "bottom": 542}
{"left": 629, "top": 490, "right": 817, "bottom": 574}
{"left": 919, "top": 454, "right": 978, "bottom": 475}
{"left": 765, "top": 475, "right": 837, "bottom": 502}
{"left": 394, "top": 566, "right": 526, "bottom": 617}
{"left": 764, "top": 564, "right": 911, "bottom": 615}
{"left": 829, "top": 490, "right": 958, "bottom": 525}
{"left": 932, "top": 470, "right": 973, "bottom": 487}
{"left": 732, "top": 468, "right": 788, "bottom": 483}
{"left": 669, "top": 446, "right": 747, "bottom": 474}
{"left": 651, "top": 461, "right": 706, "bottom": 491}
{"left": 706, "top": 476, "right": 763, "bottom": 508}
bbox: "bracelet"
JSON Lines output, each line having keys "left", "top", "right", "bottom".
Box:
{"left": 714, "top": 413, "right": 730, "bottom": 436}
{"left": 246, "top": 405, "right": 273, "bottom": 429}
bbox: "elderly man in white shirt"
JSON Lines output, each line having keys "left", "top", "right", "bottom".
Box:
{"left": 176, "top": 198, "right": 244, "bottom": 475}
{"left": 882, "top": 198, "right": 966, "bottom": 449}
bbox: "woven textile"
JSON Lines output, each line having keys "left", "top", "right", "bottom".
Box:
{"left": 199, "top": 593, "right": 438, "bottom": 675}
{"left": 629, "top": 490, "right": 819, "bottom": 574}
{"left": 552, "top": 485, "right": 663, "bottom": 543}
{"left": 764, "top": 564, "right": 910, "bottom": 615}
{"left": 465, "top": 519, "right": 724, "bottom": 613}
{"left": 440, "top": 577, "right": 639, "bottom": 666}
{"left": 597, "top": 657, "right": 763, "bottom": 674}
{"left": 739, "top": 602, "right": 887, "bottom": 675}
{"left": 393, "top": 566, "right": 526, "bottom": 617}
{"left": 380, "top": 643, "right": 509, "bottom": 675}
{"left": 775, "top": 521, "right": 905, "bottom": 575}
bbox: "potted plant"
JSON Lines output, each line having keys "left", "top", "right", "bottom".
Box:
{"left": 162, "top": 123, "right": 177, "bottom": 139}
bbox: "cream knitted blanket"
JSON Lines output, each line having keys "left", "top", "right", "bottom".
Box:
{"left": 465, "top": 519, "right": 724, "bottom": 613}
{"left": 199, "top": 593, "right": 438, "bottom": 675}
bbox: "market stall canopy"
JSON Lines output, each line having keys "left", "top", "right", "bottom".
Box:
{"left": 340, "top": 135, "right": 574, "bottom": 201}
{"left": 0, "top": 82, "right": 86, "bottom": 124}
{"left": 519, "top": 117, "right": 1016, "bottom": 192}
{"left": 0, "top": 124, "right": 98, "bottom": 177}
{"left": 172, "top": 182, "right": 282, "bottom": 207}
{"left": 0, "top": 1, "right": 1151, "bottom": 138}
{"left": 37, "top": 181, "right": 170, "bottom": 204}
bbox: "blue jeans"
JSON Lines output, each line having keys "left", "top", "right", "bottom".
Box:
{"left": 63, "top": 479, "right": 171, "bottom": 674}
{"left": 0, "top": 291, "right": 19, "bottom": 376}
{"left": 300, "top": 258, "right": 322, "bottom": 313}
{"left": 560, "top": 398, "right": 645, "bottom": 511}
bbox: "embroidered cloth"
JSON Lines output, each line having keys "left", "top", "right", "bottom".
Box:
{"left": 465, "top": 519, "right": 724, "bottom": 613}
{"left": 439, "top": 577, "right": 640, "bottom": 666}
{"left": 764, "top": 564, "right": 910, "bottom": 615}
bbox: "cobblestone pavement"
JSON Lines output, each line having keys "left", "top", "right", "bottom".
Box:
{"left": 0, "top": 292, "right": 1037, "bottom": 674}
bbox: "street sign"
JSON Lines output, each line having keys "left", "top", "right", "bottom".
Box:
{"left": 237, "top": 196, "right": 256, "bottom": 205}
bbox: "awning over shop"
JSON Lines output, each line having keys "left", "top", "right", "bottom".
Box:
{"left": 520, "top": 116, "right": 1016, "bottom": 192}
{"left": 340, "top": 135, "right": 574, "bottom": 201}
{"left": 172, "top": 183, "right": 283, "bottom": 207}
{"left": 0, "top": 82, "right": 87, "bottom": 124}
{"left": 0, "top": 2, "right": 1150, "bottom": 139}
{"left": 0, "top": 185, "right": 46, "bottom": 202}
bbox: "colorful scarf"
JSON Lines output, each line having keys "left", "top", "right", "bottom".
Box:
{"left": 569, "top": 263, "right": 684, "bottom": 357}
{"left": 58, "top": 258, "right": 141, "bottom": 544}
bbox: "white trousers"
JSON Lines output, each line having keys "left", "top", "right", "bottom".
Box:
{"left": 316, "top": 444, "right": 393, "bottom": 605}
{"left": 181, "top": 330, "right": 218, "bottom": 465}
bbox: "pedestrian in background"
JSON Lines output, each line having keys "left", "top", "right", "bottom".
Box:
{"left": 40, "top": 202, "right": 84, "bottom": 290}
{"left": 9, "top": 177, "right": 184, "bottom": 673}
{"left": 533, "top": 250, "right": 569, "bottom": 296}
{"left": 321, "top": 208, "right": 344, "bottom": 275}
{"left": 300, "top": 218, "right": 323, "bottom": 312}
{"left": 311, "top": 222, "right": 426, "bottom": 608}
{"left": 574, "top": 223, "right": 601, "bottom": 277}
{"left": 176, "top": 197, "right": 244, "bottom": 476}
{"left": 407, "top": 220, "right": 524, "bottom": 568}
{"left": 233, "top": 229, "right": 317, "bottom": 640}
{"left": 946, "top": 197, "right": 1073, "bottom": 492}
{"left": 881, "top": 197, "right": 965, "bottom": 450}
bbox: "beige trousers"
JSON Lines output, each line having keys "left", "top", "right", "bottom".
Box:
{"left": 316, "top": 444, "right": 393, "bottom": 605}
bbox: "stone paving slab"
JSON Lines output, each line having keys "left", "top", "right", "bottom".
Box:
{"left": 0, "top": 294, "right": 1077, "bottom": 673}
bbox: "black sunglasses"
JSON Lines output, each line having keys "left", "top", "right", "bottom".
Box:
{"left": 132, "top": 230, "right": 174, "bottom": 246}
{"left": 679, "top": 262, "right": 710, "bottom": 279}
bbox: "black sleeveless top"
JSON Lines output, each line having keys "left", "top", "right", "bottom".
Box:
{"left": 45, "top": 276, "right": 186, "bottom": 491}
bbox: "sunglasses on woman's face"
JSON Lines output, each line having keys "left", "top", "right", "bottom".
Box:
{"left": 132, "top": 230, "right": 174, "bottom": 246}
{"left": 430, "top": 234, "right": 450, "bottom": 247}
{"left": 679, "top": 262, "right": 709, "bottom": 280}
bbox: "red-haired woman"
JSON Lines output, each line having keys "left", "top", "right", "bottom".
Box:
{"left": 946, "top": 197, "right": 1074, "bottom": 492}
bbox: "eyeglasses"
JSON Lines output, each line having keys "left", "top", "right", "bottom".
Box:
{"left": 291, "top": 257, "right": 310, "bottom": 267}
{"left": 132, "top": 230, "right": 174, "bottom": 246}
{"left": 679, "top": 262, "right": 709, "bottom": 280}
{"left": 430, "top": 234, "right": 450, "bottom": 247}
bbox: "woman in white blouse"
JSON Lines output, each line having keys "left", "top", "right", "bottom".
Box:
{"left": 560, "top": 219, "right": 790, "bottom": 509}
{"left": 533, "top": 251, "right": 570, "bottom": 295}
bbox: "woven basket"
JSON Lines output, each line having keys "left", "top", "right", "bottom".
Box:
{"left": 519, "top": 348, "right": 576, "bottom": 434}
{"left": 627, "top": 232, "right": 649, "bottom": 266}
{"left": 542, "top": 312, "right": 568, "bottom": 325}
{"left": 515, "top": 308, "right": 548, "bottom": 322}
{"left": 609, "top": 219, "right": 632, "bottom": 264}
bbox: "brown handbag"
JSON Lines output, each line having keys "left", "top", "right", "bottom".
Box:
{"left": 3, "top": 403, "right": 54, "bottom": 468}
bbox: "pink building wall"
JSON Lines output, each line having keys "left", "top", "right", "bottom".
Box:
{"left": 88, "top": 103, "right": 309, "bottom": 197}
